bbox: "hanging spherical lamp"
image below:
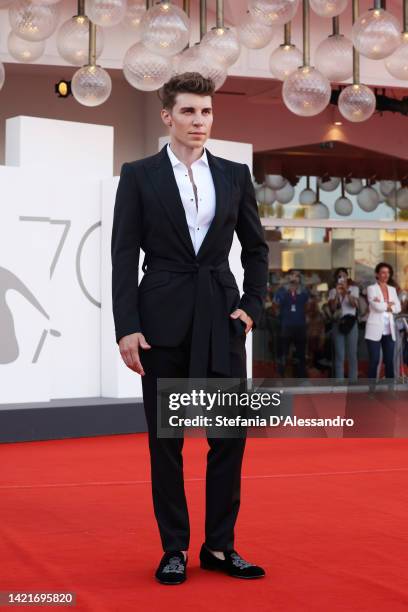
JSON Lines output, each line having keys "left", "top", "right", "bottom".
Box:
{"left": 72, "top": 65, "right": 112, "bottom": 106}
{"left": 335, "top": 196, "right": 353, "bottom": 215}
{"left": 357, "top": 185, "right": 380, "bottom": 211}
{"left": 175, "top": 45, "right": 228, "bottom": 91}
{"left": 306, "top": 201, "right": 330, "bottom": 218}
{"left": 318, "top": 176, "right": 341, "bottom": 191}
{"left": 57, "top": 16, "right": 104, "bottom": 66}
{"left": 338, "top": 83, "right": 376, "bottom": 122}
{"left": 344, "top": 178, "right": 363, "bottom": 194}
{"left": 0, "top": 62, "right": 5, "bottom": 91}
{"left": 140, "top": 2, "right": 190, "bottom": 57}
{"left": 315, "top": 34, "right": 353, "bottom": 82}
{"left": 269, "top": 43, "right": 302, "bottom": 79}
{"left": 310, "top": 0, "right": 347, "bottom": 18}
{"left": 256, "top": 185, "right": 276, "bottom": 204}
{"left": 396, "top": 186, "right": 408, "bottom": 209}
{"left": 276, "top": 182, "right": 295, "bottom": 203}
{"left": 380, "top": 180, "right": 397, "bottom": 196}
{"left": 265, "top": 174, "right": 287, "bottom": 189}
{"left": 123, "top": 42, "right": 173, "bottom": 91}
{"left": 299, "top": 183, "right": 316, "bottom": 205}
{"left": 9, "top": 0, "right": 60, "bottom": 42}
{"left": 238, "top": 12, "right": 275, "bottom": 49}
{"left": 385, "top": 32, "right": 408, "bottom": 79}
{"left": 283, "top": 65, "right": 331, "bottom": 116}
{"left": 8, "top": 30, "right": 45, "bottom": 62}
{"left": 386, "top": 189, "right": 397, "bottom": 207}
{"left": 352, "top": 7, "right": 401, "bottom": 60}
{"left": 123, "top": 0, "right": 146, "bottom": 38}
{"left": 249, "top": 0, "right": 300, "bottom": 27}
{"left": 86, "top": 0, "right": 126, "bottom": 28}
{"left": 200, "top": 27, "right": 241, "bottom": 67}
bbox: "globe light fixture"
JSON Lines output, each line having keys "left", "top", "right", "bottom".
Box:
{"left": 385, "top": 33, "right": 408, "bottom": 79}
{"left": 87, "top": 0, "right": 127, "bottom": 28}
{"left": 57, "top": 14, "right": 104, "bottom": 66}
{"left": 396, "top": 186, "right": 408, "bottom": 209}
{"left": 344, "top": 177, "right": 363, "bottom": 194}
{"left": 339, "top": 0, "right": 376, "bottom": 122}
{"left": 249, "top": 0, "right": 300, "bottom": 27}
{"left": 283, "top": 0, "right": 331, "bottom": 116}
{"left": 123, "top": 0, "right": 146, "bottom": 38}
{"left": 315, "top": 18, "right": 353, "bottom": 82}
{"left": 269, "top": 22, "right": 302, "bottom": 79}
{"left": 318, "top": 175, "right": 341, "bottom": 191}
{"left": 256, "top": 185, "right": 276, "bottom": 204}
{"left": 306, "top": 201, "right": 330, "bottom": 218}
{"left": 9, "top": 0, "right": 60, "bottom": 42}
{"left": 352, "top": 2, "right": 401, "bottom": 60}
{"left": 380, "top": 179, "right": 397, "bottom": 196}
{"left": 123, "top": 42, "right": 173, "bottom": 91}
{"left": 238, "top": 11, "right": 275, "bottom": 49}
{"left": 276, "top": 182, "right": 295, "bottom": 203}
{"left": 357, "top": 184, "right": 380, "bottom": 211}
{"left": 72, "top": 20, "right": 112, "bottom": 106}
{"left": 265, "top": 174, "right": 287, "bottom": 189}
{"left": 299, "top": 177, "right": 317, "bottom": 204}
{"left": 385, "top": 0, "right": 408, "bottom": 79}
{"left": 335, "top": 195, "right": 353, "bottom": 215}
{"left": 338, "top": 83, "right": 376, "bottom": 121}
{"left": 175, "top": 44, "right": 228, "bottom": 90}
{"left": 8, "top": 30, "right": 45, "bottom": 62}
{"left": 141, "top": 1, "right": 190, "bottom": 57}
{"left": 310, "top": 0, "right": 347, "bottom": 18}
{"left": 200, "top": 27, "right": 241, "bottom": 66}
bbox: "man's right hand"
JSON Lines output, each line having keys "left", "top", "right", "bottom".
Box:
{"left": 118, "top": 333, "right": 151, "bottom": 376}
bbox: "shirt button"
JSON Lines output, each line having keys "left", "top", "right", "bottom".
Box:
{"left": 197, "top": 227, "right": 200, "bottom": 230}
{"left": 190, "top": 198, "right": 193, "bottom": 201}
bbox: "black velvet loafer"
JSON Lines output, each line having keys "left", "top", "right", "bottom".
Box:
{"left": 199, "top": 544, "right": 265, "bottom": 579}
{"left": 155, "top": 551, "right": 187, "bottom": 585}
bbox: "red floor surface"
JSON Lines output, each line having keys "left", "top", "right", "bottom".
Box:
{"left": 1, "top": 434, "right": 408, "bottom": 612}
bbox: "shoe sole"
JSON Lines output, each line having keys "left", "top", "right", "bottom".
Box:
{"left": 200, "top": 562, "right": 265, "bottom": 579}
{"left": 155, "top": 576, "right": 186, "bottom": 585}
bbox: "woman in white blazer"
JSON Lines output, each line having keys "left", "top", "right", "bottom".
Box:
{"left": 365, "top": 262, "right": 401, "bottom": 380}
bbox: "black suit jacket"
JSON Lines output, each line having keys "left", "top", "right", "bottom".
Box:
{"left": 111, "top": 145, "right": 269, "bottom": 377}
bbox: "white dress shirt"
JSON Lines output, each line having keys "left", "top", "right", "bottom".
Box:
{"left": 167, "top": 143, "right": 216, "bottom": 255}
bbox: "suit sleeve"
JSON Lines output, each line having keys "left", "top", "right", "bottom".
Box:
{"left": 235, "top": 164, "right": 269, "bottom": 328}
{"left": 392, "top": 288, "right": 402, "bottom": 314}
{"left": 111, "top": 162, "right": 142, "bottom": 343}
{"left": 367, "top": 285, "right": 387, "bottom": 313}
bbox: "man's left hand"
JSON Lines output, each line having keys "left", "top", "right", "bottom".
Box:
{"left": 230, "top": 309, "right": 253, "bottom": 334}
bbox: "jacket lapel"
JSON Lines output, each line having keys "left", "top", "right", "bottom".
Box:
{"left": 196, "top": 149, "right": 231, "bottom": 260}
{"left": 145, "top": 145, "right": 196, "bottom": 257}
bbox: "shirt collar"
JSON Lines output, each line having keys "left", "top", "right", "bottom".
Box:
{"left": 167, "top": 143, "right": 209, "bottom": 168}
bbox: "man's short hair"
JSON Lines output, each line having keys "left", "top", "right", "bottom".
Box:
{"left": 159, "top": 72, "right": 215, "bottom": 110}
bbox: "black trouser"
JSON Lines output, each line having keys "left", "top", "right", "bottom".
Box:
{"left": 279, "top": 324, "right": 307, "bottom": 378}
{"left": 139, "top": 324, "right": 247, "bottom": 553}
{"left": 366, "top": 334, "right": 395, "bottom": 379}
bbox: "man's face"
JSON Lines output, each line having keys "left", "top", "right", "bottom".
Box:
{"left": 161, "top": 92, "right": 213, "bottom": 149}
{"left": 289, "top": 271, "right": 301, "bottom": 285}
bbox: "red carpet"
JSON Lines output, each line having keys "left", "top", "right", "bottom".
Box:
{"left": 1, "top": 434, "right": 408, "bottom": 611}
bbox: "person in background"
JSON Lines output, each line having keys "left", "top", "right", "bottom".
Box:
{"left": 328, "top": 268, "right": 359, "bottom": 382}
{"left": 365, "top": 262, "right": 401, "bottom": 381}
{"left": 274, "top": 269, "right": 310, "bottom": 378}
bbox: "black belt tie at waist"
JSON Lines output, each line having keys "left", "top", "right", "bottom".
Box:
{"left": 142, "top": 257, "right": 232, "bottom": 378}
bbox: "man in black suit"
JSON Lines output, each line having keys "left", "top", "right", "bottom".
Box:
{"left": 111, "top": 73, "right": 269, "bottom": 584}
